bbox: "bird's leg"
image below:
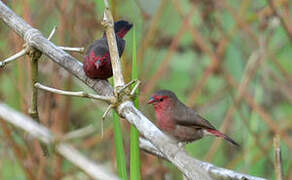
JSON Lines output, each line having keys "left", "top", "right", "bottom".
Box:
{"left": 101, "top": 104, "right": 114, "bottom": 137}
{"left": 47, "top": 26, "right": 85, "bottom": 53}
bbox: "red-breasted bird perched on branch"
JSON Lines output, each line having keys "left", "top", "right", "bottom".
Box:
{"left": 83, "top": 20, "right": 133, "bottom": 79}
{"left": 148, "top": 90, "right": 240, "bottom": 147}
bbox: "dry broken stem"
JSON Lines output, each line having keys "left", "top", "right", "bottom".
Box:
{"left": 273, "top": 135, "right": 283, "bottom": 180}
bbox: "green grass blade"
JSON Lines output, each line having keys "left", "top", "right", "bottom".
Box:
{"left": 113, "top": 111, "right": 128, "bottom": 180}
{"left": 130, "top": 25, "right": 141, "bottom": 180}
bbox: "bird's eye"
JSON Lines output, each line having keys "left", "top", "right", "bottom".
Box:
{"left": 159, "top": 98, "right": 163, "bottom": 102}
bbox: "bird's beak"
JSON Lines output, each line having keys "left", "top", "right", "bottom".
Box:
{"left": 95, "top": 60, "right": 102, "bottom": 68}
{"left": 147, "top": 97, "right": 156, "bottom": 104}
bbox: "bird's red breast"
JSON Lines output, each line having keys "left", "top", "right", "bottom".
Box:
{"left": 83, "top": 20, "right": 132, "bottom": 80}
{"left": 83, "top": 51, "right": 112, "bottom": 79}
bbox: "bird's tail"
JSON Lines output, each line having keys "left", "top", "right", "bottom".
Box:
{"left": 114, "top": 20, "right": 133, "bottom": 38}
{"left": 206, "top": 129, "right": 240, "bottom": 147}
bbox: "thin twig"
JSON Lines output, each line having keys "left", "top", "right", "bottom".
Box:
{"left": 35, "top": 83, "right": 115, "bottom": 103}
{"left": 103, "top": 0, "right": 109, "bottom": 8}
{"left": 130, "top": 80, "right": 141, "bottom": 96}
{"left": 102, "top": 104, "right": 114, "bottom": 121}
{"left": 27, "top": 45, "right": 49, "bottom": 156}
{"left": 58, "top": 46, "right": 84, "bottom": 53}
{"left": 101, "top": 104, "right": 114, "bottom": 137}
{"left": 0, "top": 48, "right": 27, "bottom": 67}
{"left": 48, "top": 26, "right": 57, "bottom": 40}
{"left": 273, "top": 135, "right": 283, "bottom": 180}
{"left": 28, "top": 47, "right": 42, "bottom": 122}
{"left": 48, "top": 26, "right": 84, "bottom": 53}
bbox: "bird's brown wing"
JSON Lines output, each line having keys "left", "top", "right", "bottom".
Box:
{"left": 173, "top": 104, "right": 216, "bottom": 130}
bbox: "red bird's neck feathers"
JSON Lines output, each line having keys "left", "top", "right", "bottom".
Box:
{"left": 149, "top": 95, "right": 176, "bottom": 132}
{"left": 148, "top": 95, "right": 173, "bottom": 111}
{"left": 148, "top": 89, "right": 240, "bottom": 147}
{"left": 83, "top": 20, "right": 132, "bottom": 80}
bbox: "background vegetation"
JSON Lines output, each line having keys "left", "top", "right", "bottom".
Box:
{"left": 0, "top": 0, "right": 291, "bottom": 179}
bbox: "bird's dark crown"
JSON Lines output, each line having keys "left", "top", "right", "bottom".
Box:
{"left": 152, "top": 90, "right": 177, "bottom": 99}
{"left": 114, "top": 20, "right": 133, "bottom": 33}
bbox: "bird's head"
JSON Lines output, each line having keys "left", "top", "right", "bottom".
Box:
{"left": 95, "top": 58, "right": 105, "bottom": 68}
{"left": 93, "top": 52, "right": 109, "bottom": 69}
{"left": 148, "top": 90, "right": 177, "bottom": 110}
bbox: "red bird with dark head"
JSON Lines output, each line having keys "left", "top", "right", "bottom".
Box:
{"left": 148, "top": 90, "right": 239, "bottom": 147}
{"left": 83, "top": 20, "right": 132, "bottom": 79}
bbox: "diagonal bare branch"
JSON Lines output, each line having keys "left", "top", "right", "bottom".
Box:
{"left": 139, "top": 137, "right": 266, "bottom": 180}
{"left": 0, "top": 103, "right": 119, "bottom": 180}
